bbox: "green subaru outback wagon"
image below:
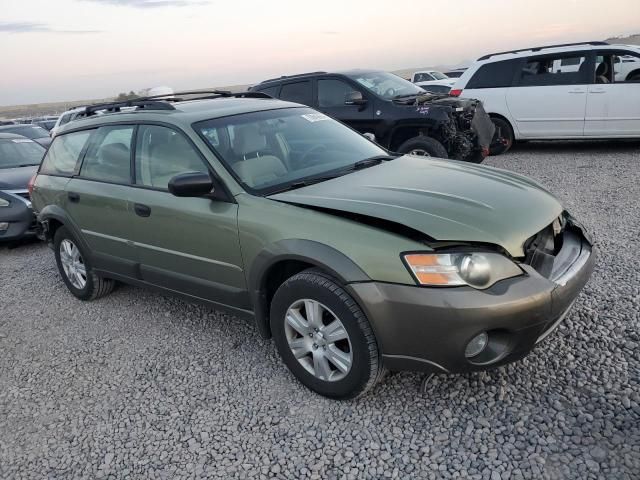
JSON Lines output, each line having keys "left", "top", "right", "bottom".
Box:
{"left": 31, "top": 91, "right": 595, "bottom": 399}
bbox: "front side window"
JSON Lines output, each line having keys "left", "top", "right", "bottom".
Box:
{"left": 0, "top": 138, "right": 45, "bottom": 169}
{"left": 595, "top": 51, "right": 640, "bottom": 83}
{"left": 346, "top": 71, "right": 425, "bottom": 100}
{"left": 317, "top": 79, "right": 359, "bottom": 107}
{"left": 80, "top": 126, "right": 133, "bottom": 184}
{"left": 279, "top": 81, "right": 312, "bottom": 105}
{"left": 518, "top": 54, "right": 588, "bottom": 86}
{"left": 40, "top": 130, "right": 91, "bottom": 176}
{"left": 135, "top": 125, "right": 208, "bottom": 189}
{"left": 194, "top": 107, "right": 387, "bottom": 194}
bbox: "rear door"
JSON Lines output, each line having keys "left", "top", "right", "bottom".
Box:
{"left": 314, "top": 76, "right": 375, "bottom": 134}
{"left": 125, "top": 123, "right": 248, "bottom": 309}
{"left": 585, "top": 50, "right": 640, "bottom": 136}
{"left": 65, "top": 124, "right": 138, "bottom": 276}
{"left": 506, "top": 52, "right": 591, "bottom": 138}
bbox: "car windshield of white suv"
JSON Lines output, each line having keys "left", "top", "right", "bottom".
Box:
{"left": 0, "top": 139, "right": 45, "bottom": 168}
{"left": 347, "top": 71, "right": 426, "bottom": 100}
{"left": 195, "top": 107, "right": 391, "bottom": 194}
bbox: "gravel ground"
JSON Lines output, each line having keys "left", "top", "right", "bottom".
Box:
{"left": 1, "top": 141, "right": 639, "bottom": 479}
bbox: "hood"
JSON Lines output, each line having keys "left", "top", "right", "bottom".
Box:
{"left": 0, "top": 165, "right": 38, "bottom": 190}
{"left": 270, "top": 157, "right": 563, "bottom": 257}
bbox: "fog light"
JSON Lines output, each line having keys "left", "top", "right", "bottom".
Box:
{"left": 465, "top": 332, "right": 488, "bottom": 358}
{"left": 0, "top": 222, "right": 9, "bottom": 231}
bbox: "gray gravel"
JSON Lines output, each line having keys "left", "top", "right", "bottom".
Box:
{"left": 1, "top": 140, "right": 639, "bottom": 479}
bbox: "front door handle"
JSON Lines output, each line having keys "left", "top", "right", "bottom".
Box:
{"left": 68, "top": 192, "right": 80, "bottom": 203}
{"left": 134, "top": 203, "right": 151, "bottom": 217}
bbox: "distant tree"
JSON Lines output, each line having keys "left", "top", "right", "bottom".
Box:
{"left": 115, "top": 91, "right": 138, "bottom": 101}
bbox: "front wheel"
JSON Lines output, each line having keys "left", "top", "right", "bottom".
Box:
{"left": 489, "top": 117, "right": 514, "bottom": 155}
{"left": 270, "top": 269, "right": 384, "bottom": 399}
{"left": 397, "top": 135, "right": 449, "bottom": 158}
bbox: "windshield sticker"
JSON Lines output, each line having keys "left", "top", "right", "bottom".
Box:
{"left": 302, "top": 113, "right": 330, "bottom": 123}
{"left": 11, "top": 139, "right": 33, "bottom": 143}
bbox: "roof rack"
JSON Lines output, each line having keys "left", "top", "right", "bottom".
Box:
{"left": 76, "top": 90, "right": 272, "bottom": 118}
{"left": 478, "top": 41, "right": 609, "bottom": 61}
{"left": 258, "top": 71, "right": 328, "bottom": 84}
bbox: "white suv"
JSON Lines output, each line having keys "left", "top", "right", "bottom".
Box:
{"left": 451, "top": 41, "right": 640, "bottom": 154}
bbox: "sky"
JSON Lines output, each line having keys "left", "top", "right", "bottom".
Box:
{"left": 0, "top": 0, "right": 639, "bottom": 106}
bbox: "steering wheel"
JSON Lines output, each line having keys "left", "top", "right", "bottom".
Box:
{"left": 299, "top": 144, "right": 328, "bottom": 165}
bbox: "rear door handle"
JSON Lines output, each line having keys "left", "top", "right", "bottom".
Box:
{"left": 134, "top": 203, "right": 151, "bottom": 217}
{"left": 67, "top": 192, "right": 80, "bottom": 203}
{"left": 568, "top": 89, "right": 586, "bottom": 94}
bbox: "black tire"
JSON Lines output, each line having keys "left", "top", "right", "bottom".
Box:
{"left": 489, "top": 117, "right": 514, "bottom": 155}
{"left": 467, "top": 150, "right": 487, "bottom": 164}
{"left": 397, "top": 135, "right": 449, "bottom": 158}
{"left": 270, "top": 269, "right": 384, "bottom": 399}
{"left": 53, "top": 226, "right": 115, "bottom": 301}
{"left": 626, "top": 71, "right": 640, "bottom": 82}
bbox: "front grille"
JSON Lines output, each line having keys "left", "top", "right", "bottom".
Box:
{"left": 523, "top": 215, "right": 566, "bottom": 278}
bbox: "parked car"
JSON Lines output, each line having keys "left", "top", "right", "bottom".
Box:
{"left": 0, "top": 120, "right": 16, "bottom": 126}
{"left": 32, "top": 116, "right": 59, "bottom": 132}
{"left": 0, "top": 124, "right": 52, "bottom": 148}
{"left": 451, "top": 41, "right": 640, "bottom": 154}
{"left": 251, "top": 70, "right": 495, "bottom": 162}
{"left": 31, "top": 91, "right": 595, "bottom": 399}
{"left": 410, "top": 70, "right": 450, "bottom": 83}
{"left": 444, "top": 68, "right": 468, "bottom": 78}
{"left": 0, "top": 133, "right": 45, "bottom": 241}
{"left": 416, "top": 84, "right": 452, "bottom": 95}
{"left": 50, "top": 106, "right": 87, "bottom": 137}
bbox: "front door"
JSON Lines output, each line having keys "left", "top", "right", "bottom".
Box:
{"left": 506, "top": 52, "right": 590, "bottom": 138}
{"left": 125, "top": 124, "right": 248, "bottom": 310}
{"left": 314, "top": 77, "right": 375, "bottom": 135}
{"left": 585, "top": 50, "right": 640, "bottom": 136}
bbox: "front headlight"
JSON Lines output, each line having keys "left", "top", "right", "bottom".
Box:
{"left": 0, "top": 198, "right": 9, "bottom": 207}
{"left": 403, "top": 252, "right": 523, "bottom": 289}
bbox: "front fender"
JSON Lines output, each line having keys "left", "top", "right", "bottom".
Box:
{"left": 248, "top": 239, "right": 370, "bottom": 338}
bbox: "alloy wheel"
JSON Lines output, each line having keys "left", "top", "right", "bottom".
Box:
{"left": 409, "top": 149, "right": 431, "bottom": 157}
{"left": 284, "top": 299, "right": 353, "bottom": 382}
{"left": 59, "top": 239, "right": 87, "bottom": 289}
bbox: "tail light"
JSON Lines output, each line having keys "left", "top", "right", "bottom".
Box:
{"left": 449, "top": 89, "right": 463, "bottom": 97}
{"left": 27, "top": 174, "right": 37, "bottom": 197}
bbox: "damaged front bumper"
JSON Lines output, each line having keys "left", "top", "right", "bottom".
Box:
{"left": 346, "top": 223, "right": 595, "bottom": 374}
{"left": 0, "top": 190, "right": 37, "bottom": 242}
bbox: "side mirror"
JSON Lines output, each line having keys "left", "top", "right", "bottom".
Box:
{"left": 345, "top": 91, "right": 367, "bottom": 106}
{"left": 168, "top": 172, "right": 214, "bottom": 197}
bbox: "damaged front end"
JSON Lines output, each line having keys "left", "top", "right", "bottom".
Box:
{"left": 395, "top": 94, "right": 495, "bottom": 162}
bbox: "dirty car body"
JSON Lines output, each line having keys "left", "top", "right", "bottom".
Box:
{"left": 31, "top": 94, "right": 593, "bottom": 399}
{"left": 250, "top": 70, "right": 495, "bottom": 163}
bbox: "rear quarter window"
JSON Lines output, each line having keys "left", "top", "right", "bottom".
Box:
{"left": 257, "top": 85, "right": 280, "bottom": 98}
{"left": 466, "top": 59, "right": 520, "bottom": 89}
{"left": 40, "top": 130, "right": 92, "bottom": 176}
{"left": 279, "top": 81, "right": 312, "bottom": 105}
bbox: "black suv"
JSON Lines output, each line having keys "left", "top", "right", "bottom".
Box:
{"left": 251, "top": 69, "right": 495, "bottom": 162}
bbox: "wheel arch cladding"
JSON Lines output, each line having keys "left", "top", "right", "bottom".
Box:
{"left": 39, "top": 205, "right": 89, "bottom": 252}
{"left": 248, "top": 239, "right": 371, "bottom": 339}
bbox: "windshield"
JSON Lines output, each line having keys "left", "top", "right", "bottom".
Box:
{"left": 346, "top": 71, "right": 425, "bottom": 100}
{"left": 430, "top": 71, "right": 448, "bottom": 80}
{"left": 0, "top": 139, "right": 45, "bottom": 169}
{"left": 1, "top": 125, "right": 49, "bottom": 139}
{"left": 195, "top": 107, "right": 387, "bottom": 194}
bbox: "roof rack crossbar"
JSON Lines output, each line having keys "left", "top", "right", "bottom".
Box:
{"left": 76, "top": 90, "right": 272, "bottom": 119}
{"left": 258, "top": 71, "right": 328, "bottom": 85}
{"left": 478, "top": 41, "right": 609, "bottom": 61}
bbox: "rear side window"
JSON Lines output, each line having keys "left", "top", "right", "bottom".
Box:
{"left": 40, "top": 130, "right": 91, "bottom": 176}
{"left": 466, "top": 60, "right": 519, "bottom": 89}
{"left": 135, "top": 125, "right": 208, "bottom": 189}
{"left": 517, "top": 54, "right": 588, "bottom": 86}
{"left": 80, "top": 125, "right": 134, "bottom": 184}
{"left": 257, "top": 85, "right": 280, "bottom": 97}
{"left": 279, "top": 81, "right": 312, "bottom": 105}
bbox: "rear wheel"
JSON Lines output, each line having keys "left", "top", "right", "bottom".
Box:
{"left": 397, "top": 135, "right": 448, "bottom": 158}
{"left": 489, "top": 117, "right": 514, "bottom": 155}
{"left": 270, "top": 269, "right": 383, "bottom": 399}
{"left": 54, "top": 226, "right": 115, "bottom": 301}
